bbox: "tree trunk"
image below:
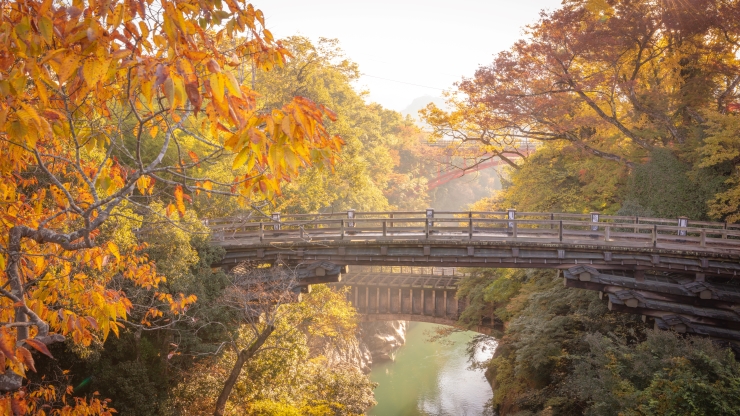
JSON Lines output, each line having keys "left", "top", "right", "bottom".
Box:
{"left": 213, "top": 325, "right": 275, "bottom": 416}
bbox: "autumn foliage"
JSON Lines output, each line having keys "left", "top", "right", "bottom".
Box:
{"left": 0, "top": 0, "right": 342, "bottom": 411}
{"left": 423, "top": 0, "right": 740, "bottom": 218}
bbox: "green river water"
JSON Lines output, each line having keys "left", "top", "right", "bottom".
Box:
{"left": 368, "top": 322, "right": 494, "bottom": 416}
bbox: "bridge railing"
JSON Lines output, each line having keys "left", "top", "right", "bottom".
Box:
{"left": 207, "top": 211, "right": 740, "bottom": 252}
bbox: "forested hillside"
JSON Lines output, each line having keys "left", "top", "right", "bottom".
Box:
{"left": 428, "top": 0, "right": 740, "bottom": 414}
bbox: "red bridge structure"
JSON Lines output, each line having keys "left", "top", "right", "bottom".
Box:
{"left": 424, "top": 142, "right": 535, "bottom": 189}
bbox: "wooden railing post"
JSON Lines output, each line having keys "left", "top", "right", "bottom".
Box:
{"left": 678, "top": 216, "right": 688, "bottom": 236}
{"left": 468, "top": 217, "right": 473, "bottom": 240}
{"left": 701, "top": 229, "right": 706, "bottom": 247}
{"left": 590, "top": 212, "right": 599, "bottom": 231}
{"left": 300, "top": 225, "right": 304, "bottom": 239}
{"left": 604, "top": 225, "right": 610, "bottom": 242}
{"left": 426, "top": 208, "right": 435, "bottom": 228}
{"left": 425, "top": 220, "right": 429, "bottom": 239}
{"left": 512, "top": 220, "right": 518, "bottom": 238}
{"left": 341, "top": 220, "right": 345, "bottom": 240}
{"left": 383, "top": 220, "right": 387, "bottom": 237}
{"left": 559, "top": 220, "right": 563, "bottom": 241}
{"left": 271, "top": 212, "right": 281, "bottom": 230}
{"left": 259, "top": 222, "right": 263, "bottom": 242}
{"left": 652, "top": 225, "right": 657, "bottom": 247}
{"left": 724, "top": 222, "right": 728, "bottom": 239}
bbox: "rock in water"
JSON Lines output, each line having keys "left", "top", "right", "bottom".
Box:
{"left": 360, "top": 321, "right": 408, "bottom": 362}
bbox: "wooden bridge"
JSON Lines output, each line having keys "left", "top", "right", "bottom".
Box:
{"left": 209, "top": 210, "right": 740, "bottom": 341}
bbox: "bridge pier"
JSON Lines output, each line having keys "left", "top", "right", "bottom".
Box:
{"left": 327, "top": 265, "right": 502, "bottom": 333}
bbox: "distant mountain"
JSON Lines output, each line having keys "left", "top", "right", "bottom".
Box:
{"left": 401, "top": 95, "right": 446, "bottom": 120}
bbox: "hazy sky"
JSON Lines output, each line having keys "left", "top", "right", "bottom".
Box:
{"left": 253, "top": 0, "right": 563, "bottom": 111}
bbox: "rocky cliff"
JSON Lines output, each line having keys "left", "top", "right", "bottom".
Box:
{"left": 359, "top": 321, "right": 408, "bottom": 362}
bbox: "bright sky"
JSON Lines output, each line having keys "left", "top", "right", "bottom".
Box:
{"left": 254, "top": 0, "right": 563, "bottom": 112}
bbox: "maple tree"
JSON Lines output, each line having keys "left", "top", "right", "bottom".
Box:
{"left": 0, "top": 0, "right": 342, "bottom": 410}
{"left": 424, "top": 0, "right": 740, "bottom": 218}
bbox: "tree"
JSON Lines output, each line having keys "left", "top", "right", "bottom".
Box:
{"left": 424, "top": 0, "right": 740, "bottom": 219}
{"left": 424, "top": 0, "right": 740, "bottom": 168}
{"left": 162, "top": 263, "right": 370, "bottom": 415}
{"left": 0, "top": 0, "right": 342, "bottom": 410}
{"left": 212, "top": 263, "right": 298, "bottom": 416}
{"left": 251, "top": 37, "right": 431, "bottom": 213}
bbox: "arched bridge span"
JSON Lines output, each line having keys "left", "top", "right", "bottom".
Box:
{"left": 210, "top": 211, "right": 740, "bottom": 342}
{"left": 210, "top": 210, "right": 740, "bottom": 279}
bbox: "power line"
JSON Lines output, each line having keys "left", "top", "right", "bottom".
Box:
{"left": 359, "top": 73, "right": 448, "bottom": 91}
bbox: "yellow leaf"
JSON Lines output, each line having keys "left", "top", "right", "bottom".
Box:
{"left": 56, "top": 53, "right": 81, "bottom": 86}
{"left": 136, "top": 176, "right": 150, "bottom": 195}
{"left": 246, "top": 152, "right": 256, "bottom": 172}
{"left": 19, "top": 103, "right": 41, "bottom": 126}
{"left": 38, "top": 15, "right": 53, "bottom": 44}
{"left": 83, "top": 57, "right": 111, "bottom": 88}
{"left": 210, "top": 73, "right": 225, "bottom": 104}
{"left": 224, "top": 72, "right": 242, "bottom": 98}
{"left": 107, "top": 241, "right": 120, "bottom": 262}
{"left": 232, "top": 147, "right": 249, "bottom": 170}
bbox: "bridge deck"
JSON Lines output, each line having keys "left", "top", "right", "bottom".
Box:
{"left": 211, "top": 212, "right": 740, "bottom": 340}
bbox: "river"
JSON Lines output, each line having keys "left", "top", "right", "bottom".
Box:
{"left": 368, "top": 322, "right": 494, "bottom": 416}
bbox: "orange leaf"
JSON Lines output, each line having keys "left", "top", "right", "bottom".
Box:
{"left": 174, "top": 185, "right": 186, "bottom": 217}
{"left": 10, "top": 397, "right": 26, "bottom": 415}
{"left": 0, "top": 328, "right": 15, "bottom": 359}
{"left": 206, "top": 59, "right": 221, "bottom": 73}
{"left": 24, "top": 338, "right": 54, "bottom": 359}
{"left": 188, "top": 150, "right": 199, "bottom": 164}
{"left": 16, "top": 346, "right": 35, "bottom": 372}
{"left": 166, "top": 203, "right": 176, "bottom": 218}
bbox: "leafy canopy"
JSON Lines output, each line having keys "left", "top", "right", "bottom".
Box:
{"left": 0, "top": 0, "right": 342, "bottom": 410}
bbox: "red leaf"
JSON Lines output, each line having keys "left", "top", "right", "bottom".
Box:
{"left": 16, "top": 346, "right": 35, "bottom": 372}
{"left": 24, "top": 338, "right": 54, "bottom": 359}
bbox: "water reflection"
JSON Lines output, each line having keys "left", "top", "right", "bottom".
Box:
{"left": 368, "top": 322, "right": 494, "bottom": 416}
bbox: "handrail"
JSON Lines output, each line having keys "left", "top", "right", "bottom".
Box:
{"left": 206, "top": 211, "right": 740, "bottom": 253}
